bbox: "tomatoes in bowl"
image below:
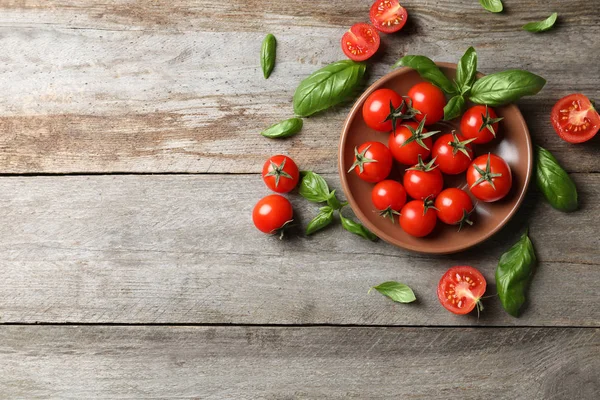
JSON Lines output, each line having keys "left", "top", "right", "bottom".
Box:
{"left": 432, "top": 132, "right": 475, "bottom": 175}
{"left": 403, "top": 155, "right": 443, "bottom": 200}
{"left": 399, "top": 198, "right": 437, "bottom": 237}
{"left": 437, "top": 266, "right": 486, "bottom": 315}
{"left": 551, "top": 94, "right": 600, "bottom": 144}
{"left": 369, "top": 0, "right": 408, "bottom": 34}
{"left": 388, "top": 119, "right": 438, "bottom": 165}
{"left": 407, "top": 82, "right": 446, "bottom": 125}
{"left": 252, "top": 194, "right": 294, "bottom": 235}
{"left": 348, "top": 141, "right": 393, "bottom": 183}
{"left": 362, "top": 89, "right": 404, "bottom": 132}
{"left": 341, "top": 23, "right": 380, "bottom": 62}
{"left": 371, "top": 180, "right": 407, "bottom": 221}
{"left": 467, "top": 154, "right": 512, "bottom": 202}
{"left": 460, "top": 105, "right": 503, "bottom": 144}
{"left": 262, "top": 155, "right": 299, "bottom": 193}
{"left": 435, "top": 188, "right": 474, "bottom": 229}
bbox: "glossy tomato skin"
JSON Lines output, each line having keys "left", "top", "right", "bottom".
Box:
{"left": 371, "top": 180, "right": 407, "bottom": 211}
{"left": 388, "top": 121, "right": 432, "bottom": 165}
{"left": 432, "top": 133, "right": 474, "bottom": 175}
{"left": 363, "top": 89, "right": 404, "bottom": 132}
{"left": 551, "top": 94, "right": 600, "bottom": 144}
{"left": 435, "top": 188, "right": 474, "bottom": 225}
{"left": 437, "top": 266, "right": 487, "bottom": 315}
{"left": 467, "top": 154, "right": 512, "bottom": 202}
{"left": 262, "top": 155, "right": 300, "bottom": 193}
{"left": 407, "top": 82, "right": 446, "bottom": 125}
{"left": 399, "top": 200, "right": 437, "bottom": 237}
{"left": 403, "top": 165, "right": 443, "bottom": 200}
{"left": 252, "top": 194, "right": 293, "bottom": 234}
{"left": 349, "top": 141, "right": 393, "bottom": 183}
{"left": 369, "top": 0, "right": 408, "bottom": 34}
{"left": 460, "top": 105, "right": 500, "bottom": 144}
{"left": 341, "top": 23, "right": 380, "bottom": 62}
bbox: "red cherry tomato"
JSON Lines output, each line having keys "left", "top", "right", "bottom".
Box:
{"left": 551, "top": 94, "right": 600, "bottom": 143}
{"left": 399, "top": 199, "right": 437, "bottom": 237}
{"left": 348, "top": 141, "right": 393, "bottom": 183}
{"left": 407, "top": 82, "right": 446, "bottom": 125}
{"left": 437, "top": 266, "right": 486, "bottom": 315}
{"left": 435, "top": 188, "right": 474, "bottom": 229}
{"left": 369, "top": 0, "right": 408, "bottom": 34}
{"left": 403, "top": 156, "right": 443, "bottom": 200}
{"left": 262, "top": 155, "right": 300, "bottom": 193}
{"left": 388, "top": 120, "right": 437, "bottom": 165}
{"left": 460, "top": 105, "right": 503, "bottom": 144}
{"left": 362, "top": 89, "right": 404, "bottom": 132}
{"left": 467, "top": 154, "right": 512, "bottom": 202}
{"left": 371, "top": 180, "right": 407, "bottom": 221}
{"left": 341, "top": 23, "right": 380, "bottom": 62}
{"left": 432, "top": 132, "right": 475, "bottom": 175}
{"left": 252, "top": 194, "right": 293, "bottom": 234}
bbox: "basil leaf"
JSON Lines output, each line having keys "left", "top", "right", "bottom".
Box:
{"left": 306, "top": 206, "right": 334, "bottom": 235}
{"left": 299, "top": 171, "right": 331, "bottom": 203}
{"left": 261, "top": 117, "right": 303, "bottom": 139}
{"left": 523, "top": 12, "right": 558, "bottom": 33}
{"left": 326, "top": 190, "right": 343, "bottom": 210}
{"left": 393, "top": 55, "right": 457, "bottom": 95}
{"left": 340, "top": 215, "right": 377, "bottom": 241}
{"left": 370, "top": 281, "right": 416, "bottom": 304}
{"left": 456, "top": 47, "right": 477, "bottom": 94}
{"left": 495, "top": 231, "right": 537, "bottom": 317}
{"left": 443, "top": 95, "right": 466, "bottom": 121}
{"left": 293, "top": 60, "right": 366, "bottom": 117}
{"left": 535, "top": 146, "right": 578, "bottom": 212}
{"left": 260, "top": 34, "right": 276, "bottom": 79}
{"left": 469, "top": 70, "right": 546, "bottom": 106}
{"left": 479, "top": 0, "right": 503, "bottom": 13}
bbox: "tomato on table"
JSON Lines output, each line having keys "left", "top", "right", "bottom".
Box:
{"left": 403, "top": 155, "right": 443, "bottom": 200}
{"left": 437, "top": 266, "right": 486, "bottom": 315}
{"left": 371, "top": 180, "right": 407, "bottom": 221}
{"left": 362, "top": 88, "right": 404, "bottom": 132}
{"left": 369, "top": 0, "right": 408, "bottom": 34}
{"left": 341, "top": 23, "right": 380, "bottom": 62}
{"left": 252, "top": 194, "right": 294, "bottom": 235}
{"left": 399, "top": 198, "right": 437, "bottom": 237}
{"left": 348, "top": 141, "right": 393, "bottom": 183}
{"left": 388, "top": 119, "right": 439, "bottom": 165}
{"left": 435, "top": 188, "right": 474, "bottom": 229}
{"left": 407, "top": 82, "right": 446, "bottom": 125}
{"left": 551, "top": 93, "right": 600, "bottom": 144}
{"left": 432, "top": 132, "right": 475, "bottom": 175}
{"left": 460, "top": 105, "right": 503, "bottom": 144}
{"left": 262, "top": 155, "right": 299, "bottom": 193}
{"left": 467, "top": 153, "right": 512, "bottom": 202}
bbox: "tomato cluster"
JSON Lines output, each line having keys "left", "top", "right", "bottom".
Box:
{"left": 350, "top": 84, "right": 514, "bottom": 237}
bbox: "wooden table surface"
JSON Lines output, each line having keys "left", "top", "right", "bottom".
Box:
{"left": 1, "top": 0, "right": 598, "bottom": 398}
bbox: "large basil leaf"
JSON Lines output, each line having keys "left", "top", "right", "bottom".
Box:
{"left": 261, "top": 117, "right": 303, "bottom": 138}
{"left": 443, "top": 95, "right": 466, "bottom": 121}
{"left": 456, "top": 47, "right": 477, "bottom": 94}
{"left": 340, "top": 215, "right": 377, "bottom": 241}
{"left": 299, "top": 171, "right": 331, "bottom": 203}
{"left": 260, "top": 34, "right": 276, "bottom": 79}
{"left": 535, "top": 146, "right": 578, "bottom": 212}
{"left": 370, "top": 281, "right": 416, "bottom": 304}
{"left": 523, "top": 12, "right": 558, "bottom": 33}
{"left": 479, "top": 0, "right": 503, "bottom": 13}
{"left": 469, "top": 70, "right": 546, "bottom": 106}
{"left": 293, "top": 60, "right": 366, "bottom": 117}
{"left": 496, "top": 231, "right": 537, "bottom": 317}
{"left": 393, "top": 55, "right": 457, "bottom": 95}
{"left": 306, "top": 206, "right": 334, "bottom": 235}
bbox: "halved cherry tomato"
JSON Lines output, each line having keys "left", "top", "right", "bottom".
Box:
{"left": 371, "top": 180, "right": 407, "bottom": 221}
{"left": 369, "top": 0, "right": 408, "bottom": 34}
{"left": 399, "top": 198, "right": 437, "bottom": 237}
{"left": 432, "top": 132, "right": 475, "bottom": 175}
{"left": 262, "top": 155, "right": 299, "bottom": 193}
{"left": 403, "top": 155, "right": 443, "bottom": 200}
{"left": 467, "top": 154, "right": 512, "bottom": 202}
{"left": 437, "top": 266, "right": 486, "bottom": 315}
{"left": 407, "top": 82, "right": 446, "bottom": 125}
{"left": 252, "top": 194, "right": 293, "bottom": 235}
{"left": 348, "top": 141, "right": 393, "bottom": 183}
{"left": 435, "top": 188, "right": 474, "bottom": 229}
{"left": 362, "top": 89, "right": 404, "bottom": 132}
{"left": 460, "top": 105, "right": 503, "bottom": 144}
{"left": 341, "top": 23, "right": 380, "bottom": 62}
{"left": 388, "top": 119, "right": 438, "bottom": 165}
{"left": 551, "top": 94, "right": 600, "bottom": 143}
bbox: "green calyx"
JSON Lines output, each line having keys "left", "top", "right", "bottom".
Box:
{"left": 384, "top": 97, "right": 421, "bottom": 135}
{"left": 470, "top": 153, "right": 503, "bottom": 190}
{"left": 478, "top": 106, "right": 504, "bottom": 137}
{"left": 422, "top": 195, "right": 439, "bottom": 216}
{"left": 400, "top": 117, "right": 440, "bottom": 151}
{"left": 407, "top": 154, "right": 438, "bottom": 172}
{"left": 265, "top": 158, "right": 293, "bottom": 187}
{"left": 449, "top": 131, "right": 476, "bottom": 158}
{"left": 457, "top": 209, "right": 475, "bottom": 232}
{"left": 378, "top": 206, "right": 401, "bottom": 223}
{"left": 348, "top": 144, "right": 377, "bottom": 174}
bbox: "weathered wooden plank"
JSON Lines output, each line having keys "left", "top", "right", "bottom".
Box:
{"left": 0, "top": 0, "right": 597, "bottom": 173}
{"left": 0, "top": 326, "right": 598, "bottom": 399}
{"left": 1, "top": 173, "right": 598, "bottom": 325}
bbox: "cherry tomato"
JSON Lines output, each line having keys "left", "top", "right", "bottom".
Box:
{"left": 551, "top": 94, "right": 600, "bottom": 144}
{"left": 348, "top": 141, "right": 393, "bottom": 183}
{"left": 369, "top": 0, "right": 408, "bottom": 34}
{"left": 371, "top": 180, "right": 407, "bottom": 221}
{"left": 407, "top": 82, "right": 446, "bottom": 125}
{"left": 252, "top": 194, "right": 293, "bottom": 235}
{"left": 432, "top": 132, "right": 475, "bottom": 175}
{"left": 341, "top": 23, "right": 380, "bottom": 62}
{"left": 435, "top": 188, "right": 474, "bottom": 229}
{"left": 362, "top": 89, "right": 404, "bottom": 132}
{"left": 388, "top": 119, "right": 437, "bottom": 165}
{"left": 403, "top": 155, "right": 443, "bottom": 200}
{"left": 262, "top": 155, "right": 300, "bottom": 193}
{"left": 460, "top": 105, "right": 503, "bottom": 144}
{"left": 399, "top": 198, "right": 437, "bottom": 237}
{"left": 437, "top": 266, "right": 486, "bottom": 315}
{"left": 467, "top": 154, "right": 512, "bottom": 202}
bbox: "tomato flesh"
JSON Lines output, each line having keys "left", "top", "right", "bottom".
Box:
{"left": 551, "top": 94, "right": 600, "bottom": 144}
{"left": 369, "top": 0, "right": 408, "bottom": 34}
{"left": 437, "top": 266, "right": 486, "bottom": 315}
{"left": 341, "top": 23, "right": 380, "bottom": 62}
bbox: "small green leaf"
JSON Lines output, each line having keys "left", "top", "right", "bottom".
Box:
{"left": 535, "top": 146, "right": 578, "bottom": 212}
{"left": 260, "top": 34, "right": 276, "bottom": 79}
{"left": 306, "top": 206, "right": 334, "bottom": 235}
{"left": 443, "top": 95, "right": 466, "bottom": 121}
{"left": 470, "top": 70, "right": 546, "bottom": 106}
{"left": 523, "top": 12, "right": 558, "bottom": 33}
{"left": 370, "top": 281, "right": 416, "bottom": 304}
{"left": 393, "top": 55, "right": 457, "bottom": 95}
{"left": 299, "top": 171, "right": 331, "bottom": 203}
{"left": 326, "top": 190, "right": 343, "bottom": 210}
{"left": 456, "top": 47, "right": 478, "bottom": 94}
{"left": 479, "top": 0, "right": 503, "bottom": 13}
{"left": 260, "top": 117, "right": 303, "bottom": 139}
{"left": 340, "top": 215, "right": 377, "bottom": 241}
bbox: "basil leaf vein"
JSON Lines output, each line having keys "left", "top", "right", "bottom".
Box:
{"left": 371, "top": 281, "right": 416, "bottom": 304}
{"left": 340, "top": 215, "right": 377, "bottom": 241}
{"left": 393, "top": 55, "right": 457, "bottom": 95}
{"left": 535, "top": 146, "right": 578, "bottom": 212}
{"left": 299, "top": 171, "right": 331, "bottom": 203}
{"left": 469, "top": 70, "right": 546, "bottom": 106}
{"left": 260, "top": 117, "right": 303, "bottom": 138}
{"left": 456, "top": 47, "right": 478, "bottom": 95}
{"left": 306, "top": 206, "right": 334, "bottom": 235}
{"left": 443, "top": 95, "right": 466, "bottom": 121}
{"left": 523, "top": 12, "right": 558, "bottom": 33}
{"left": 260, "top": 34, "right": 276, "bottom": 79}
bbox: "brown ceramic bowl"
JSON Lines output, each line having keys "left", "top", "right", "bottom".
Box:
{"left": 338, "top": 62, "right": 533, "bottom": 254}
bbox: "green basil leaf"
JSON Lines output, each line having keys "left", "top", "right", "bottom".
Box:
{"left": 479, "top": 0, "right": 503, "bottom": 13}
{"left": 496, "top": 231, "right": 537, "bottom": 317}
{"left": 306, "top": 206, "right": 334, "bottom": 235}
{"left": 523, "top": 12, "right": 558, "bottom": 33}
{"left": 299, "top": 171, "right": 331, "bottom": 203}
{"left": 370, "top": 281, "right": 416, "bottom": 304}
{"left": 535, "top": 146, "right": 578, "bottom": 212}
{"left": 469, "top": 70, "right": 546, "bottom": 106}
{"left": 260, "top": 117, "right": 303, "bottom": 139}
{"left": 443, "top": 95, "right": 466, "bottom": 121}
{"left": 393, "top": 55, "right": 457, "bottom": 95}
{"left": 293, "top": 60, "right": 366, "bottom": 117}
{"left": 340, "top": 215, "right": 377, "bottom": 241}
{"left": 260, "top": 34, "right": 276, "bottom": 79}
{"left": 456, "top": 47, "right": 477, "bottom": 94}
{"left": 326, "top": 190, "right": 343, "bottom": 210}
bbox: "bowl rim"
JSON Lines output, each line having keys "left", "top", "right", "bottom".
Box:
{"left": 338, "top": 62, "right": 533, "bottom": 254}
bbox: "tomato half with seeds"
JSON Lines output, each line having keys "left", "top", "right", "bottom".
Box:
{"left": 437, "top": 266, "right": 486, "bottom": 315}
{"left": 369, "top": 0, "right": 408, "bottom": 34}
{"left": 362, "top": 89, "right": 404, "bottom": 132}
{"left": 371, "top": 180, "right": 407, "bottom": 221}
{"left": 403, "top": 155, "right": 443, "bottom": 200}
{"left": 399, "top": 199, "right": 437, "bottom": 237}
{"left": 341, "top": 23, "right": 380, "bottom": 62}
{"left": 467, "top": 154, "right": 512, "bottom": 202}
{"left": 388, "top": 120, "right": 437, "bottom": 165}
{"left": 460, "top": 105, "right": 503, "bottom": 144}
{"left": 407, "top": 82, "right": 446, "bottom": 125}
{"left": 435, "top": 188, "right": 474, "bottom": 229}
{"left": 551, "top": 94, "right": 600, "bottom": 144}
{"left": 348, "top": 141, "right": 393, "bottom": 183}
{"left": 432, "top": 132, "right": 475, "bottom": 175}
{"left": 262, "top": 155, "right": 300, "bottom": 193}
{"left": 252, "top": 194, "right": 294, "bottom": 235}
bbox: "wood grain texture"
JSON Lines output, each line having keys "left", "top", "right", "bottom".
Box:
{"left": 1, "top": 174, "right": 598, "bottom": 325}
{"left": 0, "top": 326, "right": 598, "bottom": 399}
{"left": 0, "top": 0, "right": 598, "bottom": 173}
